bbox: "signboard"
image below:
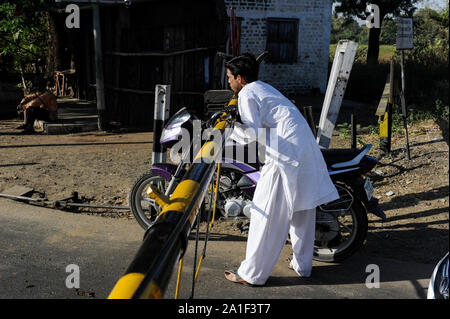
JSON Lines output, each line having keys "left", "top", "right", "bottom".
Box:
{"left": 396, "top": 17, "right": 414, "bottom": 50}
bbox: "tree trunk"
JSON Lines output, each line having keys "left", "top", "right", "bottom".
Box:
{"left": 20, "top": 65, "right": 28, "bottom": 95}
{"left": 367, "top": 25, "right": 382, "bottom": 65}
{"left": 45, "top": 11, "right": 61, "bottom": 88}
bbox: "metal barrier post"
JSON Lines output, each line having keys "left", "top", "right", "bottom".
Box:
{"left": 376, "top": 59, "right": 394, "bottom": 158}
{"left": 152, "top": 85, "right": 171, "bottom": 164}
{"left": 108, "top": 99, "right": 237, "bottom": 299}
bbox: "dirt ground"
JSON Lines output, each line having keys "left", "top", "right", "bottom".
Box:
{"left": 0, "top": 116, "right": 448, "bottom": 265}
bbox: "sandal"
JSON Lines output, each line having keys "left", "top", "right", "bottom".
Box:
{"left": 224, "top": 270, "right": 252, "bottom": 286}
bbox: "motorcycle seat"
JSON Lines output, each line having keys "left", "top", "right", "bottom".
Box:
{"left": 321, "top": 145, "right": 372, "bottom": 168}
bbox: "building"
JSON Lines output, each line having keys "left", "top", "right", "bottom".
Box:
{"left": 224, "top": 0, "right": 333, "bottom": 95}
{"left": 50, "top": 0, "right": 333, "bottom": 129}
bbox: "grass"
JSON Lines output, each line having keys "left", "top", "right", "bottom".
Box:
{"left": 329, "top": 44, "right": 396, "bottom": 63}
{"left": 328, "top": 43, "right": 448, "bottom": 142}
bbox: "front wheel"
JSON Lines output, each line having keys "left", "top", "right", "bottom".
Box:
{"left": 313, "top": 184, "right": 368, "bottom": 262}
{"left": 129, "top": 171, "right": 208, "bottom": 230}
{"left": 129, "top": 171, "right": 167, "bottom": 230}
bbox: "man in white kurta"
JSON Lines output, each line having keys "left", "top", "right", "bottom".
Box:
{"left": 224, "top": 54, "right": 339, "bottom": 286}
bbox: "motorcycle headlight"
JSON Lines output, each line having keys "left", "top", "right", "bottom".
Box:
{"left": 160, "top": 126, "right": 183, "bottom": 144}
{"left": 160, "top": 108, "right": 192, "bottom": 144}
{"left": 165, "top": 109, "right": 191, "bottom": 128}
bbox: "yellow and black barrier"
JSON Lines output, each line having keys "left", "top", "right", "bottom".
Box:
{"left": 108, "top": 97, "right": 237, "bottom": 299}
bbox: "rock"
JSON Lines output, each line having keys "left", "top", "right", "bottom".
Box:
{"left": 386, "top": 191, "right": 394, "bottom": 196}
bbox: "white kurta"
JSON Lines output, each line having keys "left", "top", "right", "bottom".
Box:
{"left": 230, "top": 80, "right": 339, "bottom": 285}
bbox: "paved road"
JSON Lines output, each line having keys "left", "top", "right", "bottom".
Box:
{"left": 0, "top": 198, "right": 435, "bottom": 299}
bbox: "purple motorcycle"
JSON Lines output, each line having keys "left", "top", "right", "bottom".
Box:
{"left": 129, "top": 107, "right": 385, "bottom": 262}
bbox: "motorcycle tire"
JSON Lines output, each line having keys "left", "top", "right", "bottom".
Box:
{"left": 129, "top": 171, "right": 208, "bottom": 230}
{"left": 129, "top": 171, "right": 167, "bottom": 230}
{"left": 313, "top": 188, "right": 368, "bottom": 263}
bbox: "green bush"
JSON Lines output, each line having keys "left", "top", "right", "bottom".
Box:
{"left": 329, "top": 6, "right": 449, "bottom": 122}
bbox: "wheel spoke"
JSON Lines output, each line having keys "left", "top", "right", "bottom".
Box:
{"left": 130, "top": 174, "right": 169, "bottom": 229}
{"left": 338, "top": 219, "right": 353, "bottom": 234}
{"left": 142, "top": 197, "right": 156, "bottom": 205}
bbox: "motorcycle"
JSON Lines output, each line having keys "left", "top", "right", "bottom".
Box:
{"left": 427, "top": 252, "right": 449, "bottom": 299}
{"left": 129, "top": 105, "right": 385, "bottom": 263}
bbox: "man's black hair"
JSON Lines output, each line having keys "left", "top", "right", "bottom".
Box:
{"left": 224, "top": 53, "right": 259, "bottom": 83}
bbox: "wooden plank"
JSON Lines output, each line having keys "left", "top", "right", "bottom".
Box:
{"left": 376, "top": 74, "right": 391, "bottom": 116}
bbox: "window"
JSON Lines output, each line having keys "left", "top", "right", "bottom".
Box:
{"left": 265, "top": 18, "right": 298, "bottom": 64}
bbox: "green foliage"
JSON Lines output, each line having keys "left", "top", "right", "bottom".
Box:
{"left": 330, "top": 14, "right": 368, "bottom": 44}
{"left": 379, "top": 18, "right": 397, "bottom": 45}
{"left": 435, "top": 99, "right": 449, "bottom": 122}
{"left": 330, "top": 44, "right": 395, "bottom": 63}
{"left": 331, "top": 13, "right": 397, "bottom": 46}
{"left": 330, "top": 4, "right": 449, "bottom": 119}
{"left": 334, "top": 0, "right": 418, "bottom": 20}
{"left": 388, "top": 99, "right": 448, "bottom": 135}
{"left": 337, "top": 122, "right": 351, "bottom": 139}
{"left": 399, "top": 6, "right": 449, "bottom": 111}
{"left": 334, "top": 0, "right": 418, "bottom": 64}
{"left": 401, "top": 7, "right": 449, "bottom": 66}
{"left": 0, "top": 0, "right": 48, "bottom": 74}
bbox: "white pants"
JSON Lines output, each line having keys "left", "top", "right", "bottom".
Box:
{"left": 237, "top": 164, "right": 316, "bottom": 286}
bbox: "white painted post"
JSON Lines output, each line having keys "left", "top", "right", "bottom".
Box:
{"left": 317, "top": 40, "right": 358, "bottom": 149}
{"left": 152, "top": 85, "right": 171, "bottom": 164}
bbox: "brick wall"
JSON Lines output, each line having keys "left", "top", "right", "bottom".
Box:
{"left": 223, "top": 0, "right": 333, "bottom": 95}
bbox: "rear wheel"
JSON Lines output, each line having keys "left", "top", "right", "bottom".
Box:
{"left": 314, "top": 184, "right": 368, "bottom": 262}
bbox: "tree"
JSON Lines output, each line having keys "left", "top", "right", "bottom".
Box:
{"left": 334, "top": 0, "right": 418, "bottom": 65}
{"left": 407, "top": 6, "right": 449, "bottom": 64}
{"left": 379, "top": 18, "right": 397, "bottom": 45}
{"left": 331, "top": 13, "right": 369, "bottom": 44}
{"left": 0, "top": 0, "right": 49, "bottom": 93}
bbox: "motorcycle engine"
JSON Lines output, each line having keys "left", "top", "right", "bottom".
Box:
{"left": 219, "top": 174, "right": 252, "bottom": 218}
{"left": 224, "top": 197, "right": 252, "bottom": 218}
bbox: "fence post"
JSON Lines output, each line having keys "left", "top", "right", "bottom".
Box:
{"left": 351, "top": 111, "right": 357, "bottom": 149}
{"left": 303, "top": 106, "right": 317, "bottom": 137}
